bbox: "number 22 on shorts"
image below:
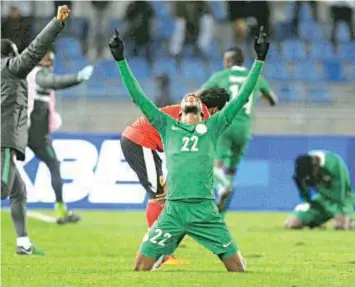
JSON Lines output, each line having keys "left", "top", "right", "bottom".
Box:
{"left": 144, "top": 229, "right": 172, "bottom": 246}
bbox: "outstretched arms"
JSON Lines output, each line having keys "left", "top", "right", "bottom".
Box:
{"left": 36, "top": 65, "right": 93, "bottom": 90}
{"left": 8, "top": 5, "right": 70, "bottom": 78}
{"left": 109, "top": 29, "right": 168, "bottom": 132}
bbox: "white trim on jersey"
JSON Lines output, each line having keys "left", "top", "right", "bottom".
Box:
{"left": 143, "top": 147, "right": 158, "bottom": 194}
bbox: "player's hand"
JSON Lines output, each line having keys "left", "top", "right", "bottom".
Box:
{"left": 155, "top": 190, "right": 167, "bottom": 204}
{"left": 77, "top": 65, "right": 94, "bottom": 81}
{"left": 56, "top": 5, "right": 70, "bottom": 22}
{"left": 254, "top": 26, "right": 269, "bottom": 61}
{"left": 109, "top": 29, "right": 125, "bottom": 61}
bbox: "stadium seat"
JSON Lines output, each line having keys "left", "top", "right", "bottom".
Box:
{"left": 95, "top": 60, "right": 121, "bottom": 79}
{"left": 338, "top": 42, "right": 355, "bottom": 61}
{"left": 128, "top": 58, "right": 151, "bottom": 79}
{"left": 322, "top": 60, "right": 346, "bottom": 82}
{"left": 205, "top": 40, "right": 221, "bottom": 60}
{"left": 171, "top": 79, "right": 190, "bottom": 101}
{"left": 278, "top": 83, "right": 302, "bottom": 103}
{"left": 69, "top": 18, "right": 88, "bottom": 38}
{"left": 109, "top": 19, "right": 123, "bottom": 33}
{"left": 181, "top": 59, "right": 209, "bottom": 82}
{"left": 154, "top": 17, "right": 175, "bottom": 41}
{"left": 151, "top": 1, "right": 171, "bottom": 19}
{"left": 335, "top": 22, "right": 352, "bottom": 43}
{"left": 264, "top": 62, "right": 292, "bottom": 81}
{"left": 305, "top": 84, "right": 332, "bottom": 103}
{"left": 299, "top": 21, "right": 324, "bottom": 41}
{"left": 293, "top": 62, "right": 322, "bottom": 82}
{"left": 153, "top": 58, "right": 178, "bottom": 77}
{"left": 274, "top": 22, "right": 293, "bottom": 40}
{"left": 281, "top": 40, "right": 306, "bottom": 61}
{"left": 267, "top": 42, "right": 281, "bottom": 63}
{"left": 55, "top": 37, "right": 83, "bottom": 58}
{"left": 309, "top": 42, "right": 337, "bottom": 61}
{"left": 208, "top": 1, "right": 227, "bottom": 21}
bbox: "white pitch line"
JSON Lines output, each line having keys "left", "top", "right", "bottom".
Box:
{"left": 27, "top": 211, "right": 57, "bottom": 223}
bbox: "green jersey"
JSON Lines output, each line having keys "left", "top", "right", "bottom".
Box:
{"left": 117, "top": 59, "right": 263, "bottom": 201}
{"left": 306, "top": 150, "right": 354, "bottom": 214}
{"left": 201, "top": 66, "right": 272, "bottom": 136}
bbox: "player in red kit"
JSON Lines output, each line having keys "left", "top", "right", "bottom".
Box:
{"left": 120, "top": 87, "right": 229, "bottom": 265}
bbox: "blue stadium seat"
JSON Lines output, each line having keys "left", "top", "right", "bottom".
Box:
{"left": 109, "top": 19, "right": 123, "bottom": 33}
{"left": 205, "top": 40, "right": 221, "bottom": 60}
{"left": 151, "top": 1, "right": 171, "bottom": 19}
{"left": 338, "top": 42, "right": 355, "bottom": 61}
{"left": 210, "top": 60, "right": 223, "bottom": 74}
{"left": 128, "top": 58, "right": 151, "bottom": 79}
{"left": 299, "top": 21, "right": 324, "bottom": 41}
{"left": 336, "top": 22, "right": 351, "bottom": 43}
{"left": 309, "top": 42, "right": 337, "bottom": 61}
{"left": 305, "top": 84, "right": 332, "bottom": 103}
{"left": 69, "top": 18, "right": 88, "bottom": 38}
{"left": 267, "top": 42, "right": 281, "bottom": 63}
{"left": 264, "top": 62, "right": 292, "bottom": 81}
{"left": 278, "top": 84, "right": 302, "bottom": 103}
{"left": 95, "top": 60, "right": 121, "bottom": 79}
{"left": 293, "top": 62, "right": 322, "bottom": 82}
{"left": 181, "top": 59, "right": 209, "bottom": 82}
{"left": 322, "top": 60, "right": 346, "bottom": 82}
{"left": 274, "top": 22, "right": 293, "bottom": 40}
{"left": 208, "top": 1, "right": 227, "bottom": 21}
{"left": 55, "top": 37, "right": 83, "bottom": 58}
{"left": 171, "top": 79, "right": 190, "bottom": 101}
{"left": 154, "top": 17, "right": 175, "bottom": 40}
{"left": 349, "top": 64, "right": 355, "bottom": 80}
{"left": 153, "top": 58, "right": 178, "bottom": 77}
{"left": 282, "top": 40, "right": 306, "bottom": 61}
{"left": 285, "top": 3, "right": 314, "bottom": 22}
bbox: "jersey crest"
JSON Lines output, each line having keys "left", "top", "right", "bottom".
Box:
{"left": 195, "top": 124, "right": 207, "bottom": 135}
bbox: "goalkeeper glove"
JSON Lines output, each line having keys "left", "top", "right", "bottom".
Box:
{"left": 77, "top": 65, "right": 93, "bottom": 81}
{"left": 254, "top": 26, "right": 269, "bottom": 61}
{"left": 109, "top": 28, "right": 125, "bottom": 61}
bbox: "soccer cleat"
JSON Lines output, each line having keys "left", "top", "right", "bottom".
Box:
{"left": 164, "top": 255, "right": 188, "bottom": 265}
{"left": 16, "top": 245, "right": 46, "bottom": 256}
{"left": 56, "top": 210, "right": 81, "bottom": 225}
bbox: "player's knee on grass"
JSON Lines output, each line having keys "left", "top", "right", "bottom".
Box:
{"left": 134, "top": 253, "right": 156, "bottom": 271}
{"left": 284, "top": 215, "right": 304, "bottom": 229}
{"left": 221, "top": 252, "right": 246, "bottom": 272}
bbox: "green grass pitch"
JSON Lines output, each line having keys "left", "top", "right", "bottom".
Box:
{"left": 1, "top": 211, "right": 355, "bottom": 287}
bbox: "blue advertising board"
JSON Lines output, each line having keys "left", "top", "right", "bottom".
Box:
{"left": 2, "top": 133, "right": 354, "bottom": 211}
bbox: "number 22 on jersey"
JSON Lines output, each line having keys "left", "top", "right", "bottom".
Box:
{"left": 181, "top": 136, "right": 199, "bottom": 152}
{"left": 229, "top": 75, "right": 252, "bottom": 115}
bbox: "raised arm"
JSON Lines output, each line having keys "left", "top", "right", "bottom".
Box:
{"left": 258, "top": 75, "right": 278, "bottom": 106}
{"left": 211, "top": 27, "right": 269, "bottom": 132}
{"left": 8, "top": 6, "right": 70, "bottom": 78}
{"left": 109, "top": 29, "right": 168, "bottom": 132}
{"left": 36, "top": 65, "right": 93, "bottom": 90}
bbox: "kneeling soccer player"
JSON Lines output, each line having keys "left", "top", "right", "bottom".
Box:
{"left": 285, "top": 150, "right": 354, "bottom": 230}
{"left": 109, "top": 27, "right": 269, "bottom": 271}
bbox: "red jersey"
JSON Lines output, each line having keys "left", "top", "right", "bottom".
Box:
{"left": 122, "top": 104, "right": 210, "bottom": 152}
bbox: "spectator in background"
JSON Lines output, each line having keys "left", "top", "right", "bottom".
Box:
{"left": 1, "top": 6, "right": 33, "bottom": 53}
{"left": 328, "top": 0, "right": 355, "bottom": 47}
{"left": 292, "top": 2, "right": 318, "bottom": 37}
{"left": 154, "top": 74, "right": 173, "bottom": 107}
{"left": 227, "top": 1, "right": 269, "bottom": 51}
{"left": 169, "top": 1, "right": 214, "bottom": 67}
{"left": 124, "top": 1, "right": 155, "bottom": 66}
{"left": 88, "top": 1, "right": 111, "bottom": 59}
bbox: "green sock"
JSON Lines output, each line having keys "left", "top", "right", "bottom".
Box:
{"left": 55, "top": 202, "right": 67, "bottom": 218}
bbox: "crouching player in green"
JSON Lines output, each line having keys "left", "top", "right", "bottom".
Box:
{"left": 285, "top": 150, "right": 354, "bottom": 230}
{"left": 199, "top": 45, "right": 277, "bottom": 217}
{"left": 109, "top": 27, "right": 269, "bottom": 271}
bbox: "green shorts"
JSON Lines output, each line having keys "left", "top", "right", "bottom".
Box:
{"left": 292, "top": 201, "right": 354, "bottom": 228}
{"left": 139, "top": 200, "right": 238, "bottom": 260}
{"left": 215, "top": 125, "right": 251, "bottom": 170}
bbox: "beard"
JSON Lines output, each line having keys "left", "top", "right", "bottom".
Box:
{"left": 182, "top": 104, "right": 199, "bottom": 115}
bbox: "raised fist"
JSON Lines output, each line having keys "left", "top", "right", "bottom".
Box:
{"left": 56, "top": 5, "right": 70, "bottom": 22}
{"left": 109, "top": 29, "right": 125, "bottom": 62}
{"left": 254, "top": 26, "right": 269, "bottom": 61}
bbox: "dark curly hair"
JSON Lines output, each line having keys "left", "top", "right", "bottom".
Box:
{"left": 199, "top": 86, "right": 229, "bottom": 111}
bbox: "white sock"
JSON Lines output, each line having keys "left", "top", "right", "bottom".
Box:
{"left": 17, "top": 237, "right": 32, "bottom": 249}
